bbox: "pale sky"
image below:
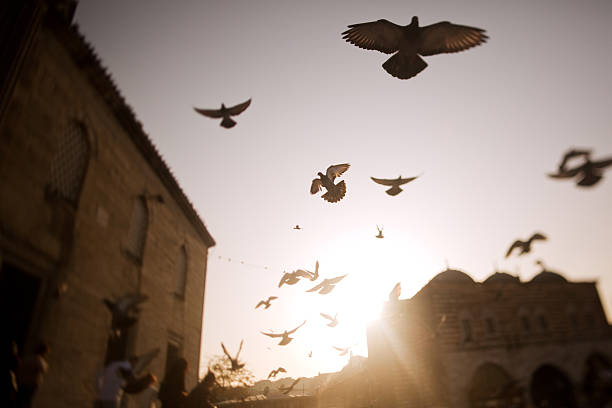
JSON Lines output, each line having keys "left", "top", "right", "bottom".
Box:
{"left": 75, "top": 0, "right": 612, "bottom": 381}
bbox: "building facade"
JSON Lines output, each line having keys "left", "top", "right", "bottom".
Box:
{"left": 367, "top": 268, "right": 612, "bottom": 408}
{"left": 1, "top": 1, "right": 215, "bottom": 406}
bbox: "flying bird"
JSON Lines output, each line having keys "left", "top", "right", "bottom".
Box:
{"left": 389, "top": 282, "right": 401, "bottom": 300}
{"left": 279, "top": 377, "right": 302, "bottom": 395}
{"left": 103, "top": 293, "right": 148, "bottom": 336}
{"left": 193, "top": 98, "right": 251, "bottom": 128}
{"left": 548, "top": 150, "right": 612, "bottom": 187}
{"left": 255, "top": 296, "right": 278, "bottom": 309}
{"left": 342, "top": 17, "right": 488, "bottom": 79}
{"left": 278, "top": 271, "right": 301, "bottom": 288}
{"left": 376, "top": 226, "right": 384, "bottom": 239}
{"left": 293, "top": 225, "right": 302, "bottom": 230}
{"left": 261, "top": 321, "right": 307, "bottom": 346}
{"left": 294, "top": 261, "right": 320, "bottom": 281}
{"left": 505, "top": 233, "right": 547, "bottom": 258}
{"left": 221, "top": 340, "right": 245, "bottom": 371}
{"left": 306, "top": 275, "right": 347, "bottom": 295}
{"left": 311, "top": 164, "right": 350, "bottom": 203}
{"left": 333, "top": 346, "right": 352, "bottom": 356}
{"left": 320, "top": 312, "right": 339, "bottom": 327}
{"left": 371, "top": 175, "right": 419, "bottom": 196}
{"left": 267, "top": 367, "right": 287, "bottom": 379}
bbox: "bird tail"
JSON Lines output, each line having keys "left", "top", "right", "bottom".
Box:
{"left": 221, "top": 116, "right": 237, "bottom": 128}
{"left": 382, "top": 53, "right": 427, "bottom": 80}
{"left": 322, "top": 181, "right": 347, "bottom": 203}
{"left": 577, "top": 172, "right": 601, "bottom": 187}
{"left": 386, "top": 186, "right": 402, "bottom": 196}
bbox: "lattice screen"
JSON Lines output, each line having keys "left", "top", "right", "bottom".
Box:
{"left": 126, "top": 198, "right": 148, "bottom": 260}
{"left": 176, "top": 245, "right": 188, "bottom": 297}
{"left": 49, "top": 122, "right": 89, "bottom": 203}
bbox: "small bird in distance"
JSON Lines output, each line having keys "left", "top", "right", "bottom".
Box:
{"left": 342, "top": 17, "right": 487, "bottom": 79}
{"left": 311, "top": 164, "right": 350, "bottom": 203}
{"left": 193, "top": 98, "right": 251, "bottom": 129}
{"left": 267, "top": 367, "right": 287, "bottom": 379}
{"left": 293, "top": 225, "right": 302, "bottom": 230}
{"left": 371, "top": 175, "right": 420, "bottom": 196}
{"left": 221, "top": 340, "right": 245, "bottom": 371}
{"left": 320, "top": 312, "right": 339, "bottom": 327}
{"left": 548, "top": 149, "right": 612, "bottom": 187}
{"left": 255, "top": 296, "right": 278, "bottom": 309}
{"left": 333, "top": 346, "right": 352, "bottom": 356}
{"left": 261, "top": 321, "right": 307, "bottom": 346}
{"left": 306, "top": 275, "right": 347, "bottom": 295}
{"left": 376, "top": 226, "right": 384, "bottom": 239}
{"left": 505, "top": 232, "right": 547, "bottom": 258}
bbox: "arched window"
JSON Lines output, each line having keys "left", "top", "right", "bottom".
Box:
{"left": 126, "top": 197, "right": 148, "bottom": 261}
{"left": 48, "top": 121, "right": 90, "bottom": 204}
{"left": 175, "top": 245, "right": 188, "bottom": 298}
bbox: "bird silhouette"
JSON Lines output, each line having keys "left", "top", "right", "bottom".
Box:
{"left": 221, "top": 340, "right": 245, "bottom": 371}
{"left": 376, "top": 226, "right": 384, "bottom": 239}
{"left": 310, "top": 164, "right": 350, "bottom": 203}
{"left": 306, "top": 275, "right": 347, "bottom": 294}
{"left": 389, "top": 282, "right": 401, "bottom": 300}
{"left": 261, "top": 321, "right": 307, "bottom": 346}
{"left": 103, "top": 293, "right": 148, "bottom": 336}
{"left": 193, "top": 98, "right": 251, "bottom": 128}
{"left": 294, "top": 261, "right": 320, "bottom": 281}
{"left": 342, "top": 17, "right": 487, "bottom": 79}
{"left": 320, "top": 312, "right": 339, "bottom": 327}
{"left": 278, "top": 271, "right": 301, "bottom": 288}
{"left": 505, "top": 233, "right": 547, "bottom": 258}
{"left": 293, "top": 225, "right": 302, "bottom": 230}
{"left": 267, "top": 367, "right": 287, "bottom": 379}
{"left": 371, "top": 175, "right": 419, "bottom": 196}
{"left": 255, "top": 296, "right": 278, "bottom": 309}
{"left": 333, "top": 346, "right": 352, "bottom": 356}
{"left": 548, "top": 150, "right": 612, "bottom": 187}
{"left": 279, "top": 377, "right": 302, "bottom": 395}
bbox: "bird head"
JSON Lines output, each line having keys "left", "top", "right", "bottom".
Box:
{"left": 410, "top": 16, "right": 419, "bottom": 26}
{"left": 317, "top": 172, "right": 325, "bottom": 178}
{"left": 221, "top": 103, "right": 226, "bottom": 109}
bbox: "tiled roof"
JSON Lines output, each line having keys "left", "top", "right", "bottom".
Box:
{"left": 52, "top": 22, "right": 215, "bottom": 247}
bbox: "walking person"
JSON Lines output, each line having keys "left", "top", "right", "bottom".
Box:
{"left": 16, "top": 343, "right": 49, "bottom": 408}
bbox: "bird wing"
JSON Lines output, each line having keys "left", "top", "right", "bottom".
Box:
{"left": 278, "top": 272, "right": 290, "bottom": 288}
{"left": 333, "top": 346, "right": 346, "bottom": 352}
{"left": 370, "top": 177, "right": 398, "bottom": 186}
{"left": 236, "top": 339, "right": 244, "bottom": 359}
{"left": 560, "top": 149, "right": 590, "bottom": 169}
{"left": 326, "top": 274, "right": 348, "bottom": 285}
{"left": 267, "top": 296, "right": 278, "bottom": 302}
{"left": 326, "top": 163, "right": 350, "bottom": 181}
{"left": 593, "top": 158, "right": 612, "bottom": 169}
{"left": 221, "top": 342, "right": 232, "bottom": 359}
{"left": 255, "top": 300, "right": 266, "bottom": 309}
{"left": 320, "top": 312, "right": 333, "bottom": 321}
{"left": 418, "top": 22, "right": 488, "bottom": 56}
{"left": 505, "top": 240, "right": 522, "bottom": 258}
{"left": 530, "top": 233, "right": 547, "bottom": 242}
{"left": 306, "top": 281, "right": 325, "bottom": 292}
{"left": 287, "top": 320, "right": 306, "bottom": 334}
{"left": 294, "top": 269, "right": 314, "bottom": 279}
{"left": 310, "top": 179, "right": 323, "bottom": 194}
{"left": 226, "top": 99, "right": 252, "bottom": 116}
{"left": 278, "top": 367, "right": 286, "bottom": 373}
{"left": 194, "top": 107, "right": 224, "bottom": 118}
{"left": 261, "top": 331, "right": 283, "bottom": 338}
{"left": 342, "top": 19, "right": 403, "bottom": 54}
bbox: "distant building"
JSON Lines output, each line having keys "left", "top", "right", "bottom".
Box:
{"left": 367, "top": 268, "right": 612, "bottom": 408}
{"left": 217, "top": 395, "right": 317, "bottom": 408}
{"left": 1, "top": 1, "right": 214, "bottom": 407}
{"left": 317, "top": 355, "right": 372, "bottom": 408}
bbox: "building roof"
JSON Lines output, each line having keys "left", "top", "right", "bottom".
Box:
{"left": 483, "top": 272, "right": 521, "bottom": 284}
{"left": 51, "top": 21, "right": 215, "bottom": 247}
{"left": 529, "top": 271, "right": 568, "bottom": 284}
{"left": 429, "top": 268, "right": 475, "bottom": 284}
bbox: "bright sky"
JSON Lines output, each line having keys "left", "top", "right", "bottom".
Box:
{"left": 75, "top": 0, "right": 612, "bottom": 381}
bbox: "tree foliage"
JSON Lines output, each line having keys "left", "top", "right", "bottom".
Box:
{"left": 206, "top": 354, "right": 255, "bottom": 402}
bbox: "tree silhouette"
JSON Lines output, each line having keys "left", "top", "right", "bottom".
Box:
{"left": 206, "top": 354, "right": 255, "bottom": 402}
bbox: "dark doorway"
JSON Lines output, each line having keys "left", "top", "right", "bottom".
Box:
{"left": 530, "top": 365, "right": 577, "bottom": 408}
{"left": 583, "top": 353, "right": 612, "bottom": 408}
{"left": 164, "top": 341, "right": 181, "bottom": 377}
{"left": 0, "top": 262, "right": 42, "bottom": 353}
{"left": 469, "top": 362, "right": 525, "bottom": 408}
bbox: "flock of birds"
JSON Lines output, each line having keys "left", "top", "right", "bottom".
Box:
{"left": 198, "top": 15, "right": 611, "bottom": 391}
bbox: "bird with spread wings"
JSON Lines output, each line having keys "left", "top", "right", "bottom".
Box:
{"left": 255, "top": 296, "right": 278, "bottom": 310}
{"left": 267, "top": 367, "right": 287, "bottom": 380}
{"left": 342, "top": 17, "right": 487, "bottom": 79}
{"left": 548, "top": 149, "right": 612, "bottom": 187}
{"left": 505, "top": 233, "right": 547, "bottom": 258}
{"left": 371, "top": 175, "right": 420, "bottom": 196}
{"left": 306, "top": 275, "right": 347, "bottom": 295}
{"left": 320, "top": 312, "right": 339, "bottom": 327}
{"left": 221, "top": 340, "right": 245, "bottom": 371}
{"left": 311, "top": 164, "right": 350, "bottom": 203}
{"left": 193, "top": 98, "right": 251, "bottom": 128}
{"left": 261, "top": 321, "right": 307, "bottom": 346}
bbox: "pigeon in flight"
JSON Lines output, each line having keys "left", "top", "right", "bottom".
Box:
{"left": 389, "top": 282, "right": 401, "bottom": 300}
{"left": 371, "top": 175, "right": 419, "bottom": 196}
{"left": 306, "top": 275, "right": 347, "bottom": 295}
{"left": 293, "top": 225, "right": 302, "bottom": 230}
{"left": 294, "top": 261, "right": 320, "bottom": 282}
{"left": 505, "top": 233, "right": 547, "bottom": 258}
{"left": 267, "top": 367, "right": 287, "bottom": 379}
{"left": 103, "top": 293, "right": 148, "bottom": 336}
{"left": 193, "top": 98, "right": 251, "bottom": 128}
{"left": 342, "top": 17, "right": 488, "bottom": 79}
{"left": 255, "top": 296, "right": 278, "bottom": 309}
{"left": 548, "top": 150, "right": 612, "bottom": 187}
{"left": 221, "top": 340, "right": 245, "bottom": 371}
{"left": 333, "top": 346, "right": 352, "bottom": 356}
{"left": 320, "top": 312, "right": 339, "bottom": 327}
{"left": 376, "top": 226, "right": 384, "bottom": 239}
{"left": 311, "top": 164, "right": 350, "bottom": 203}
{"left": 278, "top": 271, "right": 301, "bottom": 288}
{"left": 279, "top": 377, "right": 302, "bottom": 395}
{"left": 261, "top": 321, "right": 307, "bottom": 346}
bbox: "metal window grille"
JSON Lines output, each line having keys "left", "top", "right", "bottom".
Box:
{"left": 126, "top": 198, "right": 148, "bottom": 259}
{"left": 175, "top": 246, "right": 188, "bottom": 297}
{"left": 49, "top": 122, "right": 89, "bottom": 203}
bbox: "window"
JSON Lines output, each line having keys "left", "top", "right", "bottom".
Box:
{"left": 126, "top": 197, "right": 148, "bottom": 261}
{"left": 48, "top": 121, "right": 89, "bottom": 204}
{"left": 462, "top": 319, "right": 473, "bottom": 342}
{"left": 175, "top": 245, "right": 188, "bottom": 298}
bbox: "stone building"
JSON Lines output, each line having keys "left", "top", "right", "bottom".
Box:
{"left": 1, "top": 1, "right": 215, "bottom": 406}
{"left": 367, "top": 268, "right": 612, "bottom": 408}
